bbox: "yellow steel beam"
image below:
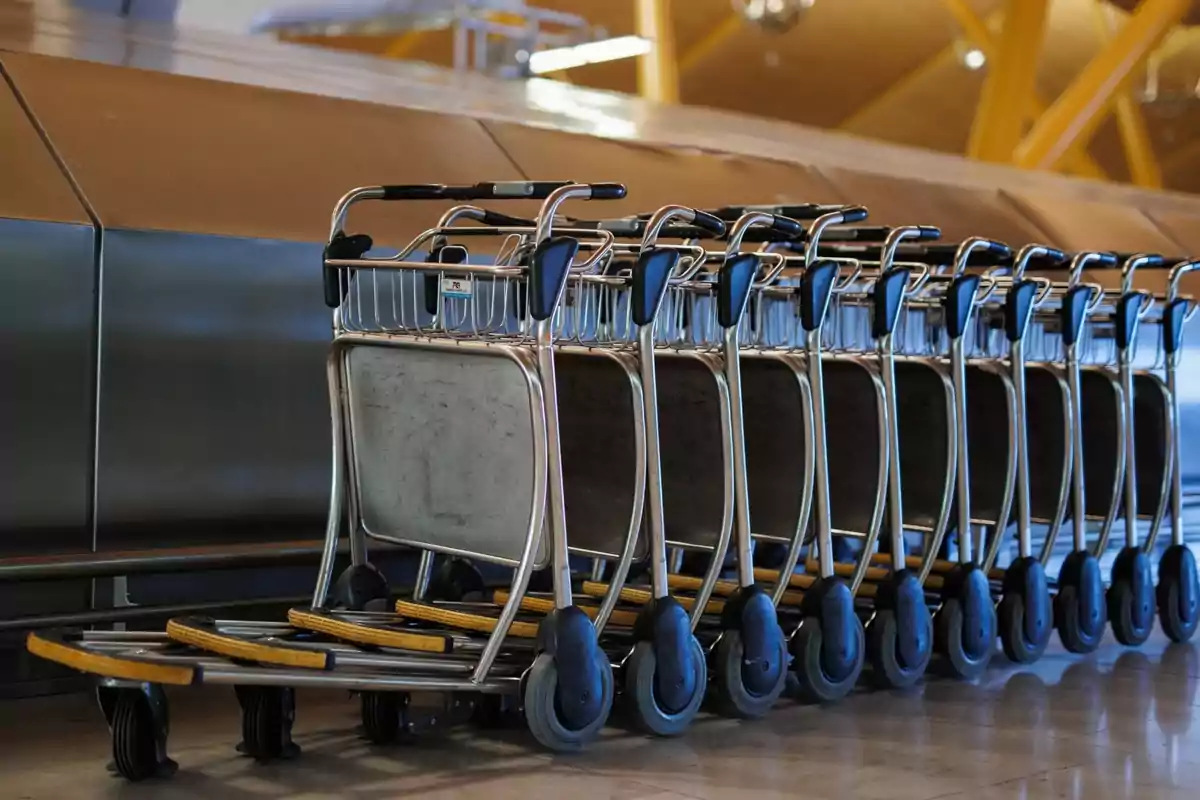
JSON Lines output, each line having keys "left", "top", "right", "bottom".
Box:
{"left": 967, "top": 0, "right": 1051, "bottom": 162}
{"left": 383, "top": 29, "right": 427, "bottom": 60}
{"left": 1015, "top": 0, "right": 1190, "bottom": 171}
{"left": 636, "top": 0, "right": 680, "bottom": 104}
{"left": 679, "top": 12, "right": 744, "bottom": 74}
{"left": 1091, "top": 0, "right": 1162, "bottom": 188}
{"left": 844, "top": 6, "right": 1106, "bottom": 179}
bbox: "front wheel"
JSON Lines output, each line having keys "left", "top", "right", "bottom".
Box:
{"left": 791, "top": 615, "right": 864, "bottom": 703}
{"left": 867, "top": 608, "right": 932, "bottom": 689}
{"left": 712, "top": 629, "right": 788, "bottom": 719}
{"left": 524, "top": 650, "right": 613, "bottom": 752}
{"left": 624, "top": 637, "right": 707, "bottom": 736}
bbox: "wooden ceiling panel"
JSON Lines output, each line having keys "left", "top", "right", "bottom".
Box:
{"left": 482, "top": 119, "right": 845, "bottom": 214}
{"left": 1004, "top": 188, "right": 1185, "bottom": 256}
{"left": 819, "top": 166, "right": 1047, "bottom": 245}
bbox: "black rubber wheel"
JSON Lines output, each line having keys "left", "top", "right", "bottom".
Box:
{"left": 241, "top": 687, "right": 287, "bottom": 762}
{"left": 790, "top": 615, "right": 864, "bottom": 703}
{"left": 867, "top": 608, "right": 933, "bottom": 690}
{"left": 710, "top": 629, "right": 787, "bottom": 719}
{"left": 332, "top": 563, "right": 390, "bottom": 611}
{"left": 524, "top": 650, "right": 613, "bottom": 752}
{"left": 934, "top": 597, "right": 994, "bottom": 680}
{"left": 998, "top": 592, "right": 1049, "bottom": 664}
{"left": 1055, "top": 585, "right": 1106, "bottom": 654}
{"left": 1109, "top": 579, "right": 1154, "bottom": 647}
{"left": 1159, "top": 573, "right": 1200, "bottom": 644}
{"left": 111, "top": 691, "right": 163, "bottom": 782}
{"left": 361, "top": 692, "right": 409, "bottom": 745}
{"left": 429, "top": 558, "right": 487, "bottom": 602}
{"left": 624, "top": 637, "right": 707, "bottom": 736}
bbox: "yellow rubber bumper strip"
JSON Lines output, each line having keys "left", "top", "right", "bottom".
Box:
{"left": 166, "top": 618, "right": 331, "bottom": 669}
{"left": 287, "top": 609, "right": 452, "bottom": 654}
{"left": 491, "top": 591, "right": 639, "bottom": 627}
{"left": 395, "top": 600, "right": 538, "bottom": 638}
{"left": 26, "top": 632, "right": 197, "bottom": 686}
{"left": 581, "top": 581, "right": 730, "bottom": 614}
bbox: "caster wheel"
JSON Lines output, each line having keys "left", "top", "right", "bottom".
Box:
{"left": 429, "top": 558, "right": 486, "bottom": 602}
{"left": 523, "top": 650, "right": 613, "bottom": 752}
{"left": 1109, "top": 580, "right": 1154, "bottom": 646}
{"left": 624, "top": 637, "right": 707, "bottom": 736}
{"left": 791, "top": 615, "right": 864, "bottom": 703}
{"left": 1108, "top": 547, "right": 1154, "bottom": 647}
{"left": 867, "top": 609, "right": 932, "bottom": 689}
{"left": 1055, "top": 551, "right": 1106, "bottom": 654}
{"left": 361, "top": 692, "right": 411, "bottom": 745}
{"left": 998, "top": 557, "right": 1051, "bottom": 664}
{"left": 1157, "top": 545, "right": 1200, "bottom": 644}
{"left": 712, "top": 629, "right": 787, "bottom": 719}
{"left": 998, "top": 593, "right": 1049, "bottom": 664}
{"left": 332, "top": 563, "right": 390, "bottom": 612}
{"left": 867, "top": 571, "right": 933, "bottom": 689}
{"left": 110, "top": 689, "right": 177, "bottom": 782}
{"left": 239, "top": 687, "right": 300, "bottom": 763}
{"left": 934, "top": 565, "right": 995, "bottom": 679}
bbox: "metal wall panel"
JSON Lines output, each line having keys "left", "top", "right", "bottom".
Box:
{"left": 94, "top": 230, "right": 331, "bottom": 551}
{"left": 0, "top": 218, "right": 95, "bottom": 557}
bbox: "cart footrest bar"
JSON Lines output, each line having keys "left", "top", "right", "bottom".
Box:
{"left": 490, "top": 591, "right": 638, "bottom": 627}
{"left": 165, "top": 618, "right": 332, "bottom": 670}
{"left": 26, "top": 631, "right": 199, "bottom": 686}
{"left": 394, "top": 600, "right": 539, "bottom": 638}
{"left": 286, "top": 609, "right": 453, "bottom": 654}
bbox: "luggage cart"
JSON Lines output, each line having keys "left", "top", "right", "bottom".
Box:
{"left": 854, "top": 237, "right": 1014, "bottom": 679}
{"left": 490, "top": 205, "right": 732, "bottom": 734}
{"left": 1153, "top": 258, "right": 1200, "bottom": 642}
{"left": 802, "top": 225, "right": 951, "bottom": 691}
{"left": 24, "top": 181, "right": 640, "bottom": 777}
{"left": 1047, "top": 252, "right": 1116, "bottom": 654}
{"left": 953, "top": 244, "right": 1065, "bottom": 664}
{"left": 580, "top": 205, "right": 871, "bottom": 708}
{"left": 1097, "top": 254, "right": 1164, "bottom": 647}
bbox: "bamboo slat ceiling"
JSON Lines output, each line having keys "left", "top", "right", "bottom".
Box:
{"left": 286, "top": 0, "right": 1200, "bottom": 195}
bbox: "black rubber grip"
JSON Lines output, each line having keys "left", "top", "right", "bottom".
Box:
{"left": 323, "top": 232, "right": 373, "bottom": 308}
{"left": 691, "top": 210, "right": 727, "bottom": 236}
{"left": 800, "top": 260, "right": 839, "bottom": 333}
{"left": 1164, "top": 298, "right": 1190, "bottom": 355}
{"left": 820, "top": 226, "right": 892, "bottom": 243}
{"left": 765, "top": 214, "right": 804, "bottom": 238}
{"left": 481, "top": 209, "right": 537, "bottom": 227}
{"left": 717, "top": 253, "right": 759, "bottom": 329}
{"left": 378, "top": 182, "right": 572, "bottom": 201}
{"left": 1125, "top": 253, "right": 1167, "bottom": 269}
{"left": 1005, "top": 279, "right": 1038, "bottom": 342}
{"left": 1059, "top": 285, "right": 1092, "bottom": 347}
{"left": 632, "top": 247, "right": 681, "bottom": 327}
{"left": 835, "top": 206, "right": 869, "bottom": 224}
{"left": 910, "top": 225, "right": 942, "bottom": 241}
{"left": 871, "top": 267, "right": 910, "bottom": 339}
{"left": 943, "top": 274, "right": 981, "bottom": 340}
{"left": 1023, "top": 247, "right": 1068, "bottom": 270}
{"left": 528, "top": 236, "right": 580, "bottom": 321}
{"left": 587, "top": 183, "right": 628, "bottom": 200}
{"left": 1028, "top": 251, "right": 1118, "bottom": 271}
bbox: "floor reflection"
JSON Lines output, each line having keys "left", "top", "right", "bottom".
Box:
{"left": 2, "top": 633, "right": 1199, "bottom": 799}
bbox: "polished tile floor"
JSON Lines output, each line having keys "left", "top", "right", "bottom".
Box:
{"left": 3, "top": 631, "right": 1200, "bottom": 799}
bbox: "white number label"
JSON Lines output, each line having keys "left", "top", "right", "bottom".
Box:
{"left": 442, "top": 276, "right": 473, "bottom": 299}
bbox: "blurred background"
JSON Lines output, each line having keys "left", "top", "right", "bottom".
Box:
{"left": 58, "top": 0, "right": 1200, "bottom": 194}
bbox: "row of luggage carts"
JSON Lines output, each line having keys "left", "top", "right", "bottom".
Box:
{"left": 26, "top": 180, "right": 1200, "bottom": 780}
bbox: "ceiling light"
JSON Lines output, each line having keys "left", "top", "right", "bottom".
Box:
{"left": 962, "top": 48, "right": 986, "bottom": 70}
{"left": 527, "top": 35, "right": 652, "bottom": 75}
